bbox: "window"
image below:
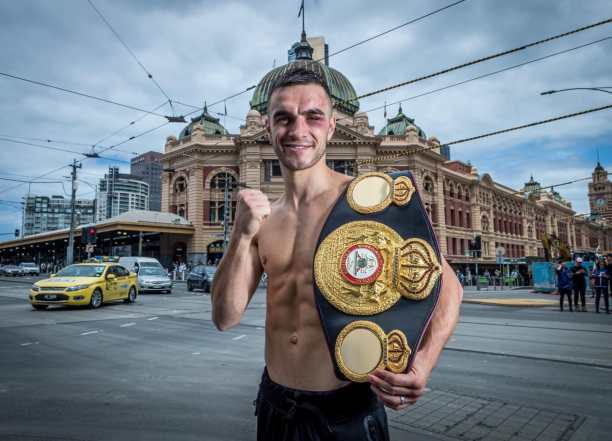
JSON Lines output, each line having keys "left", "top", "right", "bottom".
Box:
{"left": 326, "top": 160, "right": 356, "bottom": 176}
{"left": 264, "top": 160, "right": 282, "bottom": 181}
{"left": 211, "top": 172, "right": 237, "bottom": 190}
{"left": 209, "top": 200, "right": 237, "bottom": 223}
{"left": 423, "top": 176, "right": 434, "bottom": 193}
{"left": 174, "top": 177, "right": 187, "bottom": 193}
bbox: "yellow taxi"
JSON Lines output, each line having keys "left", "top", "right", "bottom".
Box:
{"left": 29, "top": 262, "right": 138, "bottom": 310}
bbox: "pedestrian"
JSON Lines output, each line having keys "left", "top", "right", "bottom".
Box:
{"left": 606, "top": 255, "right": 612, "bottom": 302}
{"left": 179, "top": 261, "right": 186, "bottom": 280}
{"left": 590, "top": 260, "right": 609, "bottom": 314}
{"left": 571, "top": 257, "right": 587, "bottom": 312}
{"left": 555, "top": 259, "right": 573, "bottom": 312}
{"left": 465, "top": 268, "right": 472, "bottom": 286}
{"left": 210, "top": 67, "right": 463, "bottom": 440}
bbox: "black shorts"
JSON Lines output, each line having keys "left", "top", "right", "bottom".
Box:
{"left": 254, "top": 368, "right": 390, "bottom": 441}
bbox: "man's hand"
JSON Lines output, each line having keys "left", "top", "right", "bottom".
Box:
{"left": 368, "top": 356, "right": 432, "bottom": 411}
{"left": 234, "top": 189, "right": 271, "bottom": 239}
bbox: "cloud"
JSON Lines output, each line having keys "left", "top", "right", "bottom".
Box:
{"left": 0, "top": 0, "right": 610, "bottom": 235}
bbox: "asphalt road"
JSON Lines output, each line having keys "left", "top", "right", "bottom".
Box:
{"left": 0, "top": 276, "right": 611, "bottom": 441}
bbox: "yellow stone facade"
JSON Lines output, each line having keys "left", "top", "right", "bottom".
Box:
{"left": 161, "top": 109, "right": 611, "bottom": 267}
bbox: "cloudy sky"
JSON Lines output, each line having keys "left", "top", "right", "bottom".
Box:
{"left": 0, "top": 0, "right": 610, "bottom": 238}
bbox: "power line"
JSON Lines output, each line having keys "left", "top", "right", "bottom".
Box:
{"left": 0, "top": 134, "right": 137, "bottom": 156}
{"left": 91, "top": 100, "right": 169, "bottom": 149}
{"left": 0, "top": 165, "right": 69, "bottom": 196}
{"left": 351, "top": 18, "right": 612, "bottom": 103}
{"left": 357, "top": 104, "right": 612, "bottom": 165}
{"left": 0, "top": 177, "right": 65, "bottom": 184}
{"left": 88, "top": 0, "right": 174, "bottom": 113}
{"left": 340, "top": 35, "right": 612, "bottom": 123}
{"left": 514, "top": 171, "right": 610, "bottom": 196}
{"left": 327, "top": 0, "right": 467, "bottom": 60}
{"left": 181, "top": 0, "right": 469, "bottom": 118}
{"left": 0, "top": 137, "right": 130, "bottom": 162}
{"left": 0, "top": 71, "right": 168, "bottom": 118}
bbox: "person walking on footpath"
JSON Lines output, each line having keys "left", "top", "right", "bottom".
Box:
{"left": 591, "top": 259, "right": 609, "bottom": 314}
{"left": 555, "top": 259, "right": 573, "bottom": 312}
{"left": 571, "top": 257, "right": 587, "bottom": 312}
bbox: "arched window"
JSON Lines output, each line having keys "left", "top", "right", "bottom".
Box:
{"left": 211, "top": 172, "right": 237, "bottom": 190}
{"left": 423, "top": 176, "right": 435, "bottom": 193}
{"left": 481, "top": 215, "right": 490, "bottom": 232}
{"left": 174, "top": 176, "right": 187, "bottom": 193}
{"left": 449, "top": 183, "right": 455, "bottom": 198}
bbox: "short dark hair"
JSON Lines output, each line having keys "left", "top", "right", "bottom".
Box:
{"left": 267, "top": 66, "right": 332, "bottom": 112}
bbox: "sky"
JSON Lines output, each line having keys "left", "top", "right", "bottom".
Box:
{"left": 0, "top": 0, "right": 610, "bottom": 239}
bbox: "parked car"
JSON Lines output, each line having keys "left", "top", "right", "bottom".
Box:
{"left": 29, "top": 263, "right": 138, "bottom": 310}
{"left": 19, "top": 262, "right": 40, "bottom": 276}
{"left": 118, "top": 256, "right": 163, "bottom": 274}
{"left": 137, "top": 266, "right": 173, "bottom": 294}
{"left": 186, "top": 265, "right": 214, "bottom": 292}
{"left": 1, "top": 265, "right": 24, "bottom": 276}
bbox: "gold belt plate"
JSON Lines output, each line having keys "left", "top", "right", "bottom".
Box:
{"left": 346, "top": 172, "right": 415, "bottom": 214}
{"left": 314, "top": 221, "right": 442, "bottom": 315}
{"left": 335, "top": 320, "right": 411, "bottom": 382}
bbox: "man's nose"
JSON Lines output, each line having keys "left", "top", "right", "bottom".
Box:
{"left": 288, "top": 115, "right": 309, "bottom": 138}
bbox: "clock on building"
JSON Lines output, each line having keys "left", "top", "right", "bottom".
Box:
{"left": 596, "top": 198, "right": 605, "bottom": 207}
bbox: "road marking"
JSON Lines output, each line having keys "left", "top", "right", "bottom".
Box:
{"left": 120, "top": 323, "right": 136, "bottom": 328}
{"left": 192, "top": 352, "right": 201, "bottom": 355}
{"left": 80, "top": 330, "right": 99, "bottom": 335}
{"left": 20, "top": 341, "right": 39, "bottom": 346}
{"left": 147, "top": 317, "right": 159, "bottom": 321}
{"left": 232, "top": 334, "right": 246, "bottom": 341}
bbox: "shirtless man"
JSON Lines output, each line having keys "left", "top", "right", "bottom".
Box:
{"left": 212, "top": 68, "right": 463, "bottom": 440}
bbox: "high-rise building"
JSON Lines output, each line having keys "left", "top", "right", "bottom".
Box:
{"left": 588, "top": 161, "right": 612, "bottom": 223}
{"left": 22, "top": 195, "right": 95, "bottom": 237}
{"left": 131, "top": 151, "right": 163, "bottom": 211}
{"left": 96, "top": 167, "right": 149, "bottom": 221}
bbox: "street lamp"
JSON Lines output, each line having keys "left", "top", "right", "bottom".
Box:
{"left": 541, "top": 87, "right": 612, "bottom": 96}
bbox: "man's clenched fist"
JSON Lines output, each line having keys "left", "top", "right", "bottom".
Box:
{"left": 234, "top": 189, "right": 271, "bottom": 239}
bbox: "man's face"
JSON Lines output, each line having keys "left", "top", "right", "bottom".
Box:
{"left": 266, "top": 84, "right": 336, "bottom": 171}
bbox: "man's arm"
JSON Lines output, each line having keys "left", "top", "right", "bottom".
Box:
{"left": 211, "top": 189, "right": 269, "bottom": 331}
{"left": 368, "top": 257, "right": 463, "bottom": 410}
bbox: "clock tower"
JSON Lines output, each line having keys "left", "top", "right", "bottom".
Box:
{"left": 588, "top": 161, "right": 611, "bottom": 223}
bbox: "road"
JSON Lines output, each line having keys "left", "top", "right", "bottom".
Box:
{"left": 0, "top": 276, "right": 611, "bottom": 441}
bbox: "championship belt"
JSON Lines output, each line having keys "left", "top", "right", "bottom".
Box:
{"left": 313, "top": 171, "right": 442, "bottom": 382}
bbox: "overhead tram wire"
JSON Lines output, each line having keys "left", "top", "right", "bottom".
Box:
{"left": 349, "top": 18, "right": 612, "bottom": 103}
{"left": 0, "top": 165, "right": 70, "bottom": 196}
{"left": 356, "top": 104, "right": 612, "bottom": 166}
{"left": 513, "top": 172, "right": 610, "bottom": 197}
{"left": 0, "top": 177, "right": 65, "bottom": 184}
{"left": 0, "top": 134, "right": 138, "bottom": 156}
{"left": 0, "top": 137, "right": 130, "bottom": 163}
{"left": 338, "top": 35, "right": 612, "bottom": 124}
{"left": 179, "top": 0, "right": 469, "bottom": 119}
{"left": 91, "top": 100, "right": 170, "bottom": 150}
{"left": 88, "top": 0, "right": 175, "bottom": 114}
{"left": 0, "top": 71, "right": 169, "bottom": 119}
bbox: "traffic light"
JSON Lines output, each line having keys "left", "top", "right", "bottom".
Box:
{"left": 81, "top": 226, "right": 97, "bottom": 244}
{"left": 14, "top": 228, "right": 19, "bottom": 238}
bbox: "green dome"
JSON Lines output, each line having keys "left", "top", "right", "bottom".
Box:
{"left": 179, "top": 104, "right": 228, "bottom": 139}
{"left": 250, "top": 37, "right": 359, "bottom": 115}
{"left": 378, "top": 105, "right": 426, "bottom": 138}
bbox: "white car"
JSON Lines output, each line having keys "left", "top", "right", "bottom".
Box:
{"left": 19, "top": 262, "right": 40, "bottom": 276}
{"left": 137, "top": 266, "right": 173, "bottom": 294}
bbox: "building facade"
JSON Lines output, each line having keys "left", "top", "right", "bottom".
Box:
{"left": 96, "top": 167, "right": 149, "bottom": 221}
{"left": 131, "top": 151, "right": 163, "bottom": 211}
{"left": 160, "top": 34, "right": 611, "bottom": 266}
{"left": 588, "top": 162, "right": 612, "bottom": 223}
{"left": 22, "top": 195, "right": 95, "bottom": 237}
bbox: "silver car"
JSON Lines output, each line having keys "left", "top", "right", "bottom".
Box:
{"left": 137, "top": 266, "right": 173, "bottom": 294}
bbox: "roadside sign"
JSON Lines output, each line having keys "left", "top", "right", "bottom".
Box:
{"left": 85, "top": 244, "right": 95, "bottom": 253}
